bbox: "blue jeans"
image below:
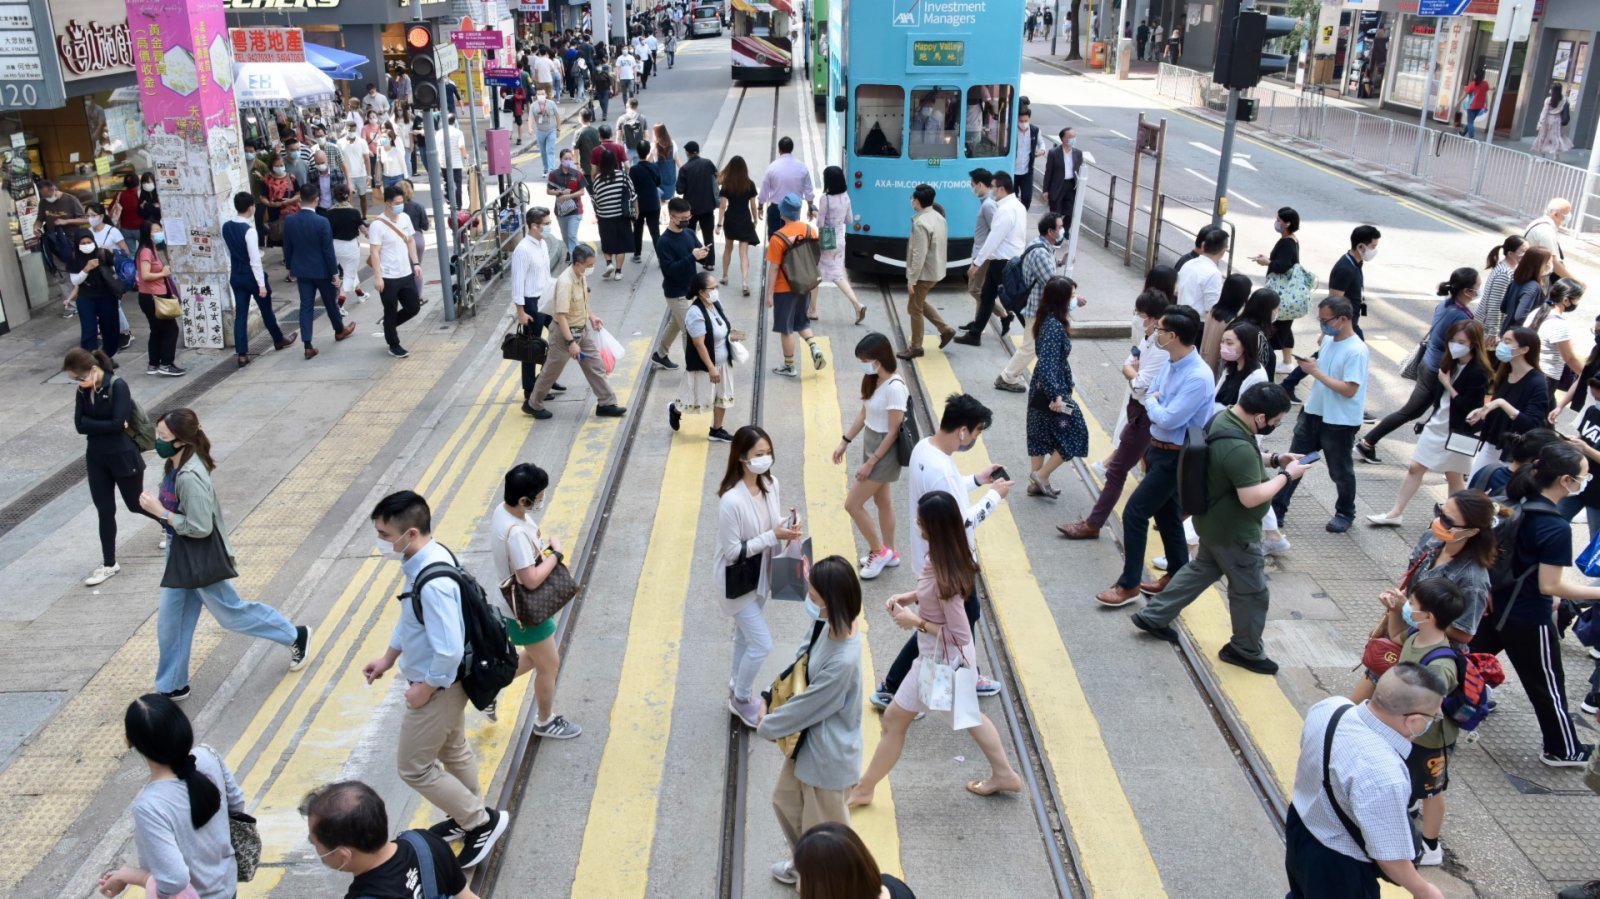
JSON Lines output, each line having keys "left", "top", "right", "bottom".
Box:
{"left": 537, "top": 129, "right": 558, "bottom": 174}
{"left": 232, "top": 280, "right": 286, "bottom": 354}
{"left": 77, "top": 294, "right": 121, "bottom": 356}
{"left": 1556, "top": 494, "right": 1600, "bottom": 534}
{"left": 382, "top": 174, "right": 403, "bottom": 191}
{"left": 296, "top": 277, "right": 345, "bottom": 346}
{"left": 1464, "top": 107, "right": 1484, "bottom": 139}
{"left": 1117, "top": 446, "right": 1186, "bottom": 588}
{"left": 155, "top": 575, "right": 296, "bottom": 693}
{"left": 1273, "top": 412, "right": 1360, "bottom": 523}
{"left": 557, "top": 212, "right": 581, "bottom": 257}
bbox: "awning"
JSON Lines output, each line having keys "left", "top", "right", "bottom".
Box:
{"left": 304, "top": 43, "right": 368, "bottom": 80}
{"left": 232, "top": 62, "right": 337, "bottom": 108}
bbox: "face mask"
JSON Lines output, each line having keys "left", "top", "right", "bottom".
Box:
{"left": 273, "top": 166, "right": 286, "bottom": 175}
{"left": 1448, "top": 342, "right": 1470, "bottom": 360}
{"left": 141, "top": 183, "right": 153, "bottom": 192}
{"left": 859, "top": 360, "right": 877, "bottom": 375}
{"left": 1255, "top": 417, "right": 1277, "bottom": 437}
{"left": 153, "top": 233, "right": 165, "bottom": 246}
{"left": 524, "top": 495, "right": 545, "bottom": 514}
{"left": 1360, "top": 245, "right": 1379, "bottom": 262}
{"left": 1431, "top": 517, "right": 1458, "bottom": 543}
{"left": 1219, "top": 342, "right": 1241, "bottom": 362}
{"left": 87, "top": 215, "right": 101, "bottom": 227}
{"left": 375, "top": 531, "right": 413, "bottom": 559}
{"left": 378, "top": 138, "right": 390, "bottom": 146}
{"left": 563, "top": 159, "right": 576, "bottom": 169}
{"left": 1273, "top": 220, "right": 1284, "bottom": 234}
{"left": 1133, "top": 314, "right": 1147, "bottom": 337}
{"left": 745, "top": 454, "right": 773, "bottom": 475}
{"left": 1320, "top": 321, "right": 1340, "bottom": 338}
{"left": 318, "top": 164, "right": 329, "bottom": 172}
{"left": 78, "top": 243, "right": 94, "bottom": 254}
{"left": 1400, "top": 601, "right": 1418, "bottom": 630}
{"left": 154, "top": 438, "right": 178, "bottom": 459}
{"left": 957, "top": 430, "right": 978, "bottom": 453}
{"left": 391, "top": 202, "right": 406, "bottom": 214}
{"left": 1067, "top": 137, "right": 1078, "bottom": 148}
{"left": 1494, "top": 342, "right": 1517, "bottom": 363}
{"left": 1571, "top": 474, "right": 1593, "bottom": 495}
{"left": 803, "top": 595, "right": 823, "bottom": 621}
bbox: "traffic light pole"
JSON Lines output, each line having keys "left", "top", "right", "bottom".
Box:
{"left": 411, "top": 0, "right": 455, "bottom": 321}
{"left": 1212, "top": 87, "right": 1240, "bottom": 228}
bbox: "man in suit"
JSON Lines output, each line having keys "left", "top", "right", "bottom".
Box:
{"left": 676, "top": 140, "right": 720, "bottom": 270}
{"left": 1040, "top": 127, "right": 1083, "bottom": 230}
{"left": 282, "top": 183, "right": 355, "bottom": 359}
{"left": 1011, "top": 107, "right": 1044, "bottom": 209}
{"left": 1136, "top": 20, "right": 1151, "bottom": 60}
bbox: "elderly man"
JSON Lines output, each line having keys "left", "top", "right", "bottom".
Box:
{"left": 1525, "top": 198, "right": 1576, "bottom": 283}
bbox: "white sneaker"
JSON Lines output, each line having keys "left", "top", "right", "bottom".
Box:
{"left": 885, "top": 548, "right": 901, "bottom": 567}
{"left": 1418, "top": 842, "right": 1443, "bottom": 867}
{"left": 158, "top": 538, "right": 168, "bottom": 550}
{"left": 603, "top": 263, "right": 616, "bottom": 279}
{"left": 770, "top": 859, "right": 797, "bottom": 885}
{"left": 1260, "top": 534, "right": 1292, "bottom": 556}
{"left": 1152, "top": 555, "right": 1168, "bottom": 571}
{"left": 1365, "top": 513, "right": 1404, "bottom": 527}
{"left": 1090, "top": 461, "right": 1108, "bottom": 480}
{"left": 84, "top": 564, "right": 120, "bottom": 586}
{"left": 860, "top": 550, "right": 891, "bottom": 580}
{"left": 975, "top": 677, "right": 1001, "bottom": 697}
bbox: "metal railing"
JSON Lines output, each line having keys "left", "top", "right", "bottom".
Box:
{"left": 1071, "top": 158, "right": 1237, "bottom": 274}
{"left": 1156, "top": 63, "right": 1594, "bottom": 227}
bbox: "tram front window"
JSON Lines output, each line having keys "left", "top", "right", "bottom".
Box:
{"left": 855, "top": 85, "right": 903, "bottom": 158}
{"left": 965, "top": 84, "right": 1014, "bottom": 158}
{"left": 908, "top": 88, "right": 959, "bottom": 160}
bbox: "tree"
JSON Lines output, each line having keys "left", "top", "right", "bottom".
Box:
{"left": 1064, "top": 0, "right": 1082, "bottom": 60}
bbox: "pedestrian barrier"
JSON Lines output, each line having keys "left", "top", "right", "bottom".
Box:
{"left": 1069, "top": 156, "right": 1236, "bottom": 274}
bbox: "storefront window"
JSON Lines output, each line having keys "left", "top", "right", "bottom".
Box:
{"left": 965, "top": 84, "right": 1012, "bottom": 158}
{"left": 907, "top": 88, "right": 958, "bottom": 159}
{"left": 855, "top": 85, "right": 902, "bottom": 158}
{"left": 1389, "top": 17, "right": 1437, "bottom": 107}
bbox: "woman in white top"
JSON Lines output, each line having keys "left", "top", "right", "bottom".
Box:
{"left": 1530, "top": 279, "right": 1586, "bottom": 403}
{"left": 83, "top": 202, "right": 134, "bottom": 342}
{"left": 378, "top": 122, "right": 408, "bottom": 189}
{"left": 484, "top": 463, "right": 581, "bottom": 739}
{"left": 669, "top": 271, "right": 737, "bottom": 442}
{"left": 834, "top": 332, "right": 909, "bottom": 580}
{"left": 716, "top": 425, "right": 801, "bottom": 728}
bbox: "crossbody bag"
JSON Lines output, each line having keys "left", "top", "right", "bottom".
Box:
{"left": 1321, "top": 705, "right": 1424, "bottom": 875}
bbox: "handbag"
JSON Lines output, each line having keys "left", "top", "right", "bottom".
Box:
{"left": 1359, "top": 632, "right": 1405, "bottom": 676}
{"left": 230, "top": 812, "right": 262, "bottom": 882}
{"left": 724, "top": 539, "right": 762, "bottom": 599}
{"left": 888, "top": 376, "right": 919, "bottom": 466}
{"left": 1267, "top": 263, "right": 1316, "bottom": 320}
{"left": 916, "top": 629, "right": 960, "bottom": 712}
{"left": 498, "top": 523, "right": 578, "bottom": 628}
{"left": 154, "top": 292, "right": 181, "bottom": 320}
{"left": 1443, "top": 430, "right": 1482, "bottom": 457}
{"left": 161, "top": 527, "right": 239, "bottom": 589}
{"left": 1399, "top": 340, "right": 1426, "bottom": 381}
{"left": 818, "top": 195, "right": 838, "bottom": 250}
{"left": 501, "top": 326, "right": 548, "bottom": 365}
{"left": 770, "top": 536, "right": 811, "bottom": 602}
{"left": 761, "top": 620, "right": 825, "bottom": 758}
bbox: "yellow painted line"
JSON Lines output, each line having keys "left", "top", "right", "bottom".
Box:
{"left": 569, "top": 431, "right": 710, "bottom": 898}
{"left": 799, "top": 337, "right": 902, "bottom": 877}
{"left": 914, "top": 350, "right": 1168, "bottom": 897}
{"left": 1365, "top": 335, "right": 1412, "bottom": 365}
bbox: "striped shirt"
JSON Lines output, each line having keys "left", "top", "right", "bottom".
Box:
{"left": 590, "top": 173, "right": 635, "bottom": 221}
{"left": 1291, "top": 698, "right": 1417, "bottom": 864}
{"left": 1474, "top": 260, "right": 1514, "bottom": 337}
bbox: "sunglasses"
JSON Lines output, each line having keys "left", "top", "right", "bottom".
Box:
{"left": 1433, "top": 503, "right": 1461, "bottom": 530}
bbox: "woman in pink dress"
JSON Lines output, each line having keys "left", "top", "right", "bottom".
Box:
{"left": 817, "top": 166, "right": 867, "bottom": 324}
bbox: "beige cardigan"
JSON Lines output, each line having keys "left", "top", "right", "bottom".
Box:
{"left": 714, "top": 475, "right": 784, "bottom": 615}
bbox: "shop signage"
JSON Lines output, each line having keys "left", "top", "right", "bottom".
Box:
{"left": 223, "top": 0, "right": 338, "bottom": 8}
{"left": 0, "top": 0, "right": 67, "bottom": 109}
{"left": 1416, "top": 0, "right": 1470, "bottom": 14}
{"left": 483, "top": 63, "right": 517, "bottom": 86}
{"left": 53, "top": 4, "right": 134, "bottom": 79}
{"left": 229, "top": 26, "right": 306, "bottom": 63}
{"left": 518, "top": 0, "right": 548, "bottom": 11}
{"left": 451, "top": 28, "right": 502, "bottom": 50}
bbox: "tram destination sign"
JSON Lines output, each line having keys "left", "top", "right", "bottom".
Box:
{"left": 912, "top": 40, "right": 963, "bottom": 66}
{"left": 0, "top": 0, "right": 65, "bottom": 111}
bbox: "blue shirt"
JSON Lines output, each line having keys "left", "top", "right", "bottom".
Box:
{"left": 390, "top": 539, "right": 466, "bottom": 688}
{"left": 1145, "top": 349, "right": 1216, "bottom": 443}
{"left": 1305, "top": 333, "right": 1370, "bottom": 427}
{"left": 1422, "top": 298, "right": 1472, "bottom": 371}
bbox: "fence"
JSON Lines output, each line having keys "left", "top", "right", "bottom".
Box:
{"left": 1155, "top": 63, "right": 1594, "bottom": 228}
{"left": 1068, "top": 156, "right": 1237, "bottom": 275}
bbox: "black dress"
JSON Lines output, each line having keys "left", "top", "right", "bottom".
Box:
{"left": 1025, "top": 317, "right": 1090, "bottom": 459}
{"left": 719, "top": 184, "right": 758, "bottom": 245}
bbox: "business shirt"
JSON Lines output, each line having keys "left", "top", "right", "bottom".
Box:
{"left": 972, "top": 192, "right": 997, "bottom": 253}
{"left": 1175, "top": 253, "right": 1223, "bottom": 314}
{"left": 229, "top": 214, "right": 266, "bottom": 287}
{"left": 510, "top": 233, "right": 552, "bottom": 311}
{"left": 1291, "top": 697, "right": 1418, "bottom": 864}
{"left": 973, "top": 194, "right": 1025, "bottom": 266}
{"left": 757, "top": 153, "right": 815, "bottom": 206}
{"left": 391, "top": 540, "right": 466, "bottom": 688}
{"left": 1145, "top": 349, "right": 1215, "bottom": 444}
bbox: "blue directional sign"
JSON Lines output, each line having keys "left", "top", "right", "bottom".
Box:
{"left": 1417, "top": 0, "right": 1472, "bottom": 15}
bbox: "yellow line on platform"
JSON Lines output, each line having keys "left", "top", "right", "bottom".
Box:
{"left": 568, "top": 429, "right": 710, "bottom": 899}
{"left": 799, "top": 338, "right": 903, "bottom": 877}
{"left": 914, "top": 349, "right": 1168, "bottom": 898}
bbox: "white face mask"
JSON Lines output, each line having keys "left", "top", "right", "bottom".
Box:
{"left": 1449, "top": 341, "right": 1471, "bottom": 360}
{"left": 375, "top": 531, "right": 412, "bottom": 559}
{"left": 745, "top": 453, "right": 774, "bottom": 475}
{"left": 87, "top": 214, "right": 101, "bottom": 227}
{"left": 1360, "top": 245, "right": 1379, "bottom": 262}
{"left": 859, "top": 360, "right": 877, "bottom": 375}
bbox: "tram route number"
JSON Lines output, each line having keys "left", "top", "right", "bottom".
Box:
{"left": 912, "top": 40, "right": 964, "bottom": 66}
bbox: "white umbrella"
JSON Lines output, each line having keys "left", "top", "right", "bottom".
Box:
{"left": 232, "top": 62, "right": 336, "bottom": 108}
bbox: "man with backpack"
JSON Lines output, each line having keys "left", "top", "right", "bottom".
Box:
{"left": 995, "top": 213, "right": 1073, "bottom": 392}
{"left": 303, "top": 779, "right": 480, "bottom": 899}
{"left": 361, "top": 491, "right": 511, "bottom": 869}
{"left": 765, "top": 193, "right": 827, "bottom": 377}
{"left": 898, "top": 183, "right": 954, "bottom": 360}
{"left": 1128, "top": 382, "right": 1308, "bottom": 674}
{"left": 618, "top": 98, "right": 650, "bottom": 164}
{"left": 956, "top": 171, "right": 1025, "bottom": 347}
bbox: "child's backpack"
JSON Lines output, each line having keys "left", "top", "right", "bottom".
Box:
{"left": 1419, "top": 646, "right": 1505, "bottom": 732}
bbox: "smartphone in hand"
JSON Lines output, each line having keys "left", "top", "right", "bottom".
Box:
{"left": 1298, "top": 451, "right": 1322, "bottom": 466}
{"left": 992, "top": 466, "right": 1011, "bottom": 483}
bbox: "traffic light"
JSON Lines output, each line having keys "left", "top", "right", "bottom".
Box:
{"left": 407, "top": 21, "right": 440, "bottom": 110}
{"left": 1230, "top": 11, "right": 1296, "bottom": 88}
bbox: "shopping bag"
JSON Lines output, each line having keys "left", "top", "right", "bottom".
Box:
{"left": 769, "top": 536, "right": 811, "bottom": 602}
{"left": 917, "top": 656, "right": 954, "bottom": 712}
{"left": 952, "top": 665, "right": 980, "bottom": 730}
{"left": 1577, "top": 530, "right": 1600, "bottom": 578}
{"left": 595, "top": 326, "right": 626, "bottom": 374}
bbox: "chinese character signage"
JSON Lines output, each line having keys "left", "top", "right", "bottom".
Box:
{"left": 912, "top": 40, "right": 964, "bottom": 66}
{"left": 52, "top": 0, "right": 134, "bottom": 79}
{"left": 0, "top": 0, "right": 67, "bottom": 109}
{"left": 229, "top": 27, "right": 305, "bottom": 64}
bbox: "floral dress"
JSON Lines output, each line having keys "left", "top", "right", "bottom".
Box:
{"left": 1025, "top": 315, "right": 1089, "bottom": 459}
{"left": 817, "top": 191, "right": 851, "bottom": 282}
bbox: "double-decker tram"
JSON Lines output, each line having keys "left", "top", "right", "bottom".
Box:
{"left": 731, "top": 0, "right": 793, "bottom": 82}
{"left": 833, "top": 0, "right": 1023, "bottom": 274}
{"left": 805, "top": 0, "right": 828, "bottom": 118}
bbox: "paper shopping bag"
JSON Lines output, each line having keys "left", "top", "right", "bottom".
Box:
{"left": 769, "top": 536, "right": 811, "bottom": 602}
{"left": 952, "top": 665, "right": 980, "bottom": 730}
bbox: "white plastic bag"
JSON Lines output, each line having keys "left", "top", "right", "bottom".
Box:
{"left": 952, "top": 666, "right": 980, "bottom": 730}
{"left": 730, "top": 338, "right": 750, "bottom": 365}
{"left": 918, "top": 657, "right": 954, "bottom": 712}
{"left": 594, "top": 326, "right": 626, "bottom": 374}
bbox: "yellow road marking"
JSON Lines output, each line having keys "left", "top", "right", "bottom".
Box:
{"left": 914, "top": 350, "right": 1169, "bottom": 898}
{"left": 799, "top": 338, "right": 902, "bottom": 877}
{"left": 569, "top": 430, "right": 710, "bottom": 898}
{"left": 1365, "top": 335, "right": 1412, "bottom": 365}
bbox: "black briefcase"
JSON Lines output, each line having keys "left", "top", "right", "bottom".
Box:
{"left": 501, "top": 327, "right": 548, "bottom": 365}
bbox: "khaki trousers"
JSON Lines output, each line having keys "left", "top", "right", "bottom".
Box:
{"left": 967, "top": 259, "right": 991, "bottom": 303}
{"left": 397, "top": 682, "right": 488, "bottom": 829}
{"left": 532, "top": 325, "right": 619, "bottom": 409}
{"left": 654, "top": 295, "right": 690, "bottom": 358}
{"left": 906, "top": 280, "right": 950, "bottom": 349}
{"left": 771, "top": 757, "right": 851, "bottom": 849}
{"left": 998, "top": 325, "right": 1036, "bottom": 386}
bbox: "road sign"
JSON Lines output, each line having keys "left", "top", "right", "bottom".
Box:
{"left": 451, "top": 28, "right": 503, "bottom": 50}
{"left": 0, "top": 0, "right": 65, "bottom": 111}
{"left": 1491, "top": 0, "right": 1533, "bottom": 42}
{"left": 1417, "top": 0, "right": 1471, "bottom": 16}
{"left": 484, "top": 64, "right": 518, "bottom": 87}
{"left": 435, "top": 41, "right": 459, "bottom": 76}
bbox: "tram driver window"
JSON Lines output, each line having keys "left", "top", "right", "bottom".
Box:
{"left": 855, "top": 85, "right": 903, "bottom": 158}
{"left": 908, "top": 88, "right": 959, "bottom": 160}
{"left": 965, "top": 85, "right": 1014, "bottom": 158}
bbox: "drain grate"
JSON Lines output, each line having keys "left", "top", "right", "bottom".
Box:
{"left": 0, "top": 356, "right": 243, "bottom": 540}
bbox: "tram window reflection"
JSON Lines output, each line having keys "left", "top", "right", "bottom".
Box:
{"left": 908, "top": 88, "right": 958, "bottom": 160}
{"left": 965, "top": 84, "right": 1013, "bottom": 158}
{"left": 855, "top": 85, "right": 903, "bottom": 158}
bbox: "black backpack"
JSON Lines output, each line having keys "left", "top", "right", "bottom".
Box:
{"left": 1486, "top": 496, "right": 1562, "bottom": 630}
{"left": 1176, "top": 415, "right": 1254, "bottom": 518}
{"left": 407, "top": 549, "right": 519, "bottom": 711}
{"left": 621, "top": 116, "right": 645, "bottom": 150}
{"left": 999, "top": 243, "right": 1050, "bottom": 314}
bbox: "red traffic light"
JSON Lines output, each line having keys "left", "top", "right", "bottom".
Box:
{"left": 407, "top": 23, "right": 433, "bottom": 50}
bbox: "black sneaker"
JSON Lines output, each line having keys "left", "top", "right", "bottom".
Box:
{"left": 1541, "top": 744, "right": 1595, "bottom": 768}
{"left": 596, "top": 404, "right": 626, "bottom": 417}
{"left": 160, "top": 364, "right": 187, "bottom": 377}
{"left": 428, "top": 818, "right": 466, "bottom": 843}
{"left": 1218, "top": 643, "right": 1279, "bottom": 675}
{"left": 163, "top": 685, "right": 191, "bottom": 702}
{"left": 456, "top": 809, "right": 510, "bottom": 868}
{"left": 1326, "top": 516, "right": 1353, "bottom": 534}
{"left": 146, "top": 365, "right": 161, "bottom": 376}
{"left": 289, "top": 626, "right": 312, "bottom": 671}
{"left": 388, "top": 345, "right": 410, "bottom": 358}
{"left": 708, "top": 427, "right": 733, "bottom": 443}
{"left": 1362, "top": 410, "right": 1378, "bottom": 425}
{"left": 120, "top": 332, "right": 134, "bottom": 350}
{"left": 668, "top": 402, "right": 681, "bottom": 431}
{"left": 651, "top": 352, "right": 679, "bottom": 370}
{"left": 1355, "top": 441, "right": 1380, "bottom": 464}
{"left": 1130, "top": 612, "right": 1180, "bottom": 644}
{"left": 549, "top": 382, "right": 566, "bottom": 393}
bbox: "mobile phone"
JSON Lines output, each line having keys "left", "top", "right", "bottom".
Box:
{"left": 992, "top": 466, "right": 1011, "bottom": 482}
{"left": 1130, "top": 345, "right": 1142, "bottom": 358}
{"left": 1298, "top": 451, "right": 1322, "bottom": 466}
{"left": 1292, "top": 354, "right": 1310, "bottom": 363}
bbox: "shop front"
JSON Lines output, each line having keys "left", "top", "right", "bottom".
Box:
{"left": 1520, "top": 0, "right": 1597, "bottom": 151}
{"left": 1380, "top": 1, "right": 1527, "bottom": 136}
{"left": 225, "top": 0, "right": 453, "bottom": 100}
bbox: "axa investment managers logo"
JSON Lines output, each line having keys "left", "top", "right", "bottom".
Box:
{"left": 893, "top": 0, "right": 921, "bottom": 27}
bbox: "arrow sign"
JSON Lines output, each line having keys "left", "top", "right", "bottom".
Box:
{"left": 1189, "top": 141, "right": 1257, "bottom": 171}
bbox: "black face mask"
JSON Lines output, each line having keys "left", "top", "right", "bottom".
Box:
{"left": 1255, "top": 416, "right": 1278, "bottom": 437}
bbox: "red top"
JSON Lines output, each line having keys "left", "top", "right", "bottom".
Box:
{"left": 1465, "top": 80, "right": 1489, "bottom": 111}
{"left": 115, "top": 188, "right": 142, "bottom": 229}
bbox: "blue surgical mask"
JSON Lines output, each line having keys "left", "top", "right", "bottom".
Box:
{"left": 1401, "top": 602, "right": 1417, "bottom": 629}
{"left": 153, "top": 233, "right": 165, "bottom": 245}
{"left": 1495, "top": 342, "right": 1516, "bottom": 363}
{"left": 1319, "top": 321, "right": 1339, "bottom": 338}
{"left": 803, "top": 596, "right": 822, "bottom": 621}
{"left": 1066, "top": 137, "right": 1078, "bottom": 148}
{"left": 391, "top": 201, "right": 406, "bottom": 214}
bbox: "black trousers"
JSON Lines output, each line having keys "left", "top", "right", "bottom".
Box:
{"left": 970, "top": 260, "right": 1007, "bottom": 333}
{"left": 1470, "top": 617, "right": 1584, "bottom": 759}
{"left": 632, "top": 207, "right": 661, "bottom": 255}
{"left": 690, "top": 209, "right": 716, "bottom": 268}
{"left": 136, "top": 293, "right": 180, "bottom": 367}
{"left": 1273, "top": 412, "right": 1360, "bottom": 522}
{"left": 519, "top": 310, "right": 552, "bottom": 400}
{"left": 1284, "top": 807, "right": 1380, "bottom": 899}
{"left": 379, "top": 273, "right": 421, "bottom": 349}
{"left": 881, "top": 591, "right": 981, "bottom": 694}
{"left": 1015, "top": 169, "right": 1035, "bottom": 209}
{"left": 86, "top": 453, "right": 157, "bottom": 567}
{"left": 1364, "top": 373, "right": 1441, "bottom": 448}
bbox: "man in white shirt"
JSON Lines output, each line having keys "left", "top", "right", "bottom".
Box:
{"left": 532, "top": 51, "right": 556, "bottom": 98}
{"left": 1176, "top": 227, "right": 1226, "bottom": 315}
{"left": 869, "top": 394, "right": 1012, "bottom": 707}
{"left": 510, "top": 208, "right": 561, "bottom": 413}
{"left": 361, "top": 83, "right": 390, "bottom": 118}
{"left": 615, "top": 48, "right": 637, "bottom": 101}
{"left": 442, "top": 115, "right": 468, "bottom": 210}
{"left": 956, "top": 170, "right": 1026, "bottom": 346}
{"left": 338, "top": 128, "right": 372, "bottom": 216}
{"left": 1524, "top": 198, "right": 1574, "bottom": 282}
{"left": 1012, "top": 107, "right": 1043, "bottom": 209}
{"left": 369, "top": 185, "right": 423, "bottom": 358}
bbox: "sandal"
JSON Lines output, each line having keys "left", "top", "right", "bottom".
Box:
{"left": 720, "top": 275, "right": 728, "bottom": 285}
{"left": 742, "top": 285, "right": 750, "bottom": 297}
{"left": 855, "top": 306, "right": 868, "bottom": 325}
{"left": 966, "top": 777, "right": 1022, "bottom": 797}
{"left": 1028, "top": 471, "right": 1059, "bottom": 499}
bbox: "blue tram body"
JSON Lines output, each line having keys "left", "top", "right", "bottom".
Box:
{"left": 831, "top": 0, "right": 1023, "bottom": 275}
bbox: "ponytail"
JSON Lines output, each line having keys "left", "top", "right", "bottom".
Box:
{"left": 1506, "top": 441, "right": 1584, "bottom": 503}
{"left": 62, "top": 347, "right": 114, "bottom": 379}
{"left": 1437, "top": 266, "right": 1478, "bottom": 302}
{"left": 125, "top": 694, "right": 222, "bottom": 829}
{"left": 1487, "top": 235, "right": 1525, "bottom": 270}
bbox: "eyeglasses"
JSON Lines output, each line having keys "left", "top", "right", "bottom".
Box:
{"left": 1433, "top": 503, "right": 1461, "bottom": 530}
{"left": 1153, "top": 327, "right": 1171, "bottom": 335}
